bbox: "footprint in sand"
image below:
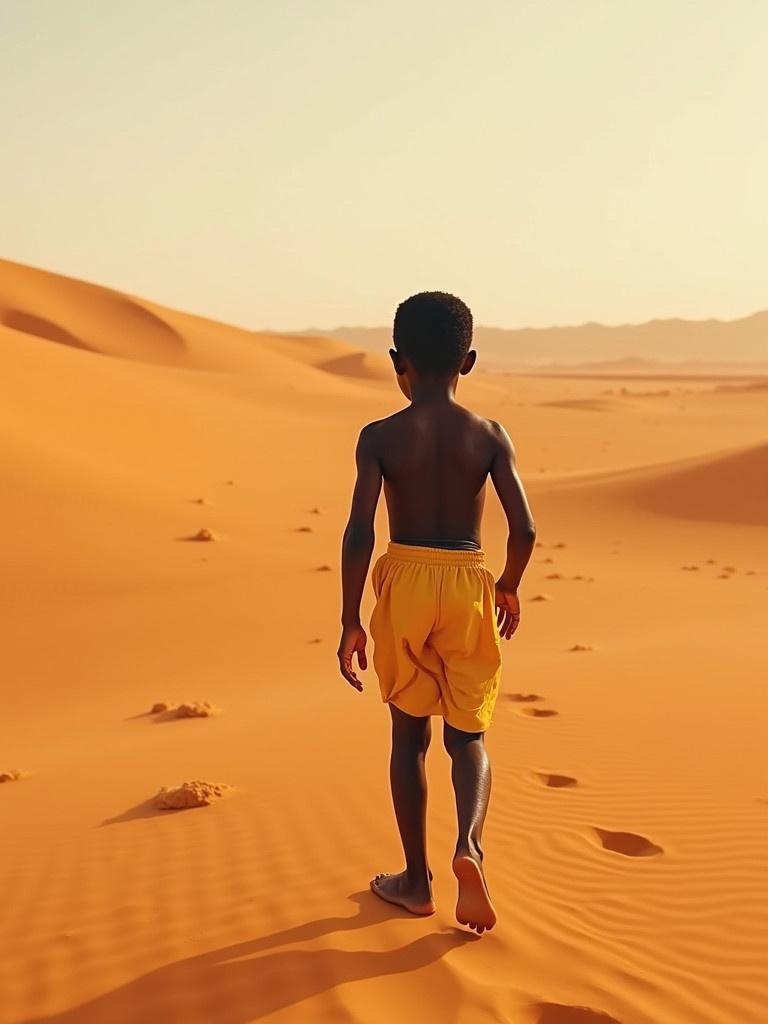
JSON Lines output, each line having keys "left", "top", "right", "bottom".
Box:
{"left": 315, "top": 564, "right": 333, "bottom": 572}
{"left": 521, "top": 707, "right": 559, "bottom": 718}
{"left": 530, "top": 593, "right": 552, "bottom": 602}
{"left": 154, "top": 780, "right": 233, "bottom": 809}
{"left": 535, "top": 1004, "right": 622, "bottom": 1024}
{"left": 507, "top": 693, "right": 544, "bottom": 702}
{"left": 569, "top": 643, "right": 593, "bottom": 652}
{"left": 545, "top": 572, "right": 565, "bottom": 580}
{"left": 296, "top": 526, "right": 313, "bottom": 533}
{"left": 308, "top": 637, "right": 322, "bottom": 644}
{"left": 536, "top": 773, "right": 578, "bottom": 788}
{"left": 553, "top": 542, "right": 567, "bottom": 549}
{"left": 571, "top": 574, "right": 595, "bottom": 582}
{"left": 1, "top": 769, "right": 24, "bottom": 783}
{"left": 308, "top": 507, "right": 322, "bottom": 514}
{"left": 540, "top": 557, "right": 555, "bottom": 564}
{"left": 593, "top": 828, "right": 663, "bottom": 857}
{"left": 681, "top": 565, "right": 699, "bottom": 571}
{"left": 190, "top": 497, "right": 210, "bottom": 505}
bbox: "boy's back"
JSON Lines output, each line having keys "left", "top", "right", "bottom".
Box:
{"left": 368, "top": 402, "right": 500, "bottom": 548}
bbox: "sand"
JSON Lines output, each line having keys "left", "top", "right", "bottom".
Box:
{"left": 1, "top": 257, "right": 766, "bottom": 1023}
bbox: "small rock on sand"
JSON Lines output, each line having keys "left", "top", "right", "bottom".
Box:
{"left": 190, "top": 528, "right": 217, "bottom": 542}
{"left": 154, "top": 780, "right": 232, "bottom": 809}
{"left": 0, "top": 769, "right": 23, "bottom": 783}
{"left": 150, "top": 701, "right": 218, "bottom": 717}
{"left": 176, "top": 702, "right": 217, "bottom": 718}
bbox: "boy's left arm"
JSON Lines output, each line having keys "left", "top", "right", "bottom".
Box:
{"left": 337, "top": 423, "right": 382, "bottom": 691}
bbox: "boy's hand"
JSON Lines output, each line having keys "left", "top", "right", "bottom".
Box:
{"left": 337, "top": 623, "right": 368, "bottom": 691}
{"left": 494, "top": 582, "right": 521, "bottom": 639}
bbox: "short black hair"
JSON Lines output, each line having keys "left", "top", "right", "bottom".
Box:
{"left": 393, "top": 291, "right": 473, "bottom": 377}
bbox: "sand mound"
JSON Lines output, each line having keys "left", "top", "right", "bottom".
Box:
{"left": 0, "top": 768, "right": 23, "bottom": 783}
{"left": 154, "top": 780, "right": 232, "bottom": 809}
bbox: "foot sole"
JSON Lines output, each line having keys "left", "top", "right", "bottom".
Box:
{"left": 453, "top": 855, "right": 497, "bottom": 932}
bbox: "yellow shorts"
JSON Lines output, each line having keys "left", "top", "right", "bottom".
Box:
{"left": 369, "top": 542, "right": 503, "bottom": 733}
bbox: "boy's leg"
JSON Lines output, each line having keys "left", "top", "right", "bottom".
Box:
{"left": 443, "top": 721, "right": 497, "bottom": 932}
{"left": 370, "top": 703, "right": 435, "bottom": 915}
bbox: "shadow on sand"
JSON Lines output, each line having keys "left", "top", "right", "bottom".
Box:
{"left": 19, "top": 891, "right": 479, "bottom": 1023}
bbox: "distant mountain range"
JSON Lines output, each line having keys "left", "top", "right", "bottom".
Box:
{"left": 289, "top": 312, "right": 768, "bottom": 369}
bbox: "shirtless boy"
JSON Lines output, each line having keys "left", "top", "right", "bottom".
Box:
{"left": 338, "top": 291, "right": 536, "bottom": 934}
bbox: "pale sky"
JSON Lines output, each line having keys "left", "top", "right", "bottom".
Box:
{"left": 1, "top": 1, "right": 766, "bottom": 330}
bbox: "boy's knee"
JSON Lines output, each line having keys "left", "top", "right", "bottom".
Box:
{"left": 443, "top": 721, "right": 483, "bottom": 757}
{"left": 390, "top": 705, "right": 432, "bottom": 754}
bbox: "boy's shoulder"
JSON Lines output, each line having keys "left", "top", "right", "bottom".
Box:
{"left": 358, "top": 408, "right": 509, "bottom": 447}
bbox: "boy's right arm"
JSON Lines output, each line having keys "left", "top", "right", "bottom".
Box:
{"left": 489, "top": 421, "right": 537, "bottom": 638}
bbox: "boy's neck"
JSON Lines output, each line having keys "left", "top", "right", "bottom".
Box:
{"left": 408, "top": 375, "right": 459, "bottom": 405}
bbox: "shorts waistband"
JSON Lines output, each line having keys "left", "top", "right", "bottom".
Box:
{"left": 384, "top": 541, "right": 487, "bottom": 566}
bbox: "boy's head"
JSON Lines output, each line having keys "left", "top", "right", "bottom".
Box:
{"left": 391, "top": 291, "right": 474, "bottom": 381}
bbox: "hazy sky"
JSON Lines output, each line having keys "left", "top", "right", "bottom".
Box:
{"left": 1, "top": 1, "right": 766, "bottom": 330}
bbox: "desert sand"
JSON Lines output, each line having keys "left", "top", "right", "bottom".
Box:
{"left": 1, "top": 257, "right": 766, "bottom": 1023}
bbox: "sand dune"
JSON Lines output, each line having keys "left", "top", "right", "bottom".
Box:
{"left": 549, "top": 442, "right": 768, "bottom": 526}
{"left": 1, "top": 258, "right": 766, "bottom": 1024}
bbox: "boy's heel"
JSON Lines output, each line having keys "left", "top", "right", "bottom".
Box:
{"left": 452, "top": 854, "right": 497, "bottom": 932}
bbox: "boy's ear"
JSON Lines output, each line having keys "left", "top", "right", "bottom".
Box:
{"left": 389, "top": 348, "right": 407, "bottom": 375}
{"left": 459, "top": 349, "right": 477, "bottom": 375}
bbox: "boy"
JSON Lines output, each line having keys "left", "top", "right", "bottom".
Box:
{"left": 337, "top": 291, "right": 536, "bottom": 934}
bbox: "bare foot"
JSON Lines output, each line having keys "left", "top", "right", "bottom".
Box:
{"left": 453, "top": 853, "right": 497, "bottom": 933}
{"left": 369, "top": 870, "right": 435, "bottom": 916}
